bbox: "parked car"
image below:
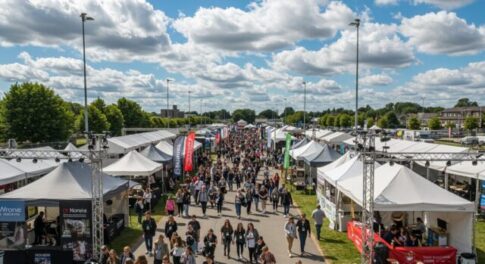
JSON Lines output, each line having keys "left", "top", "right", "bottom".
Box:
{"left": 461, "top": 136, "right": 479, "bottom": 145}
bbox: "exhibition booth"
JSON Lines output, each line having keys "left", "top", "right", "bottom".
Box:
{"left": 0, "top": 162, "right": 129, "bottom": 263}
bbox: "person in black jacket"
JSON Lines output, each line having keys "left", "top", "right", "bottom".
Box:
{"left": 99, "top": 245, "right": 110, "bottom": 264}
{"left": 164, "top": 216, "right": 178, "bottom": 248}
{"left": 142, "top": 212, "right": 157, "bottom": 256}
{"left": 34, "top": 211, "right": 45, "bottom": 245}
{"left": 296, "top": 213, "right": 311, "bottom": 256}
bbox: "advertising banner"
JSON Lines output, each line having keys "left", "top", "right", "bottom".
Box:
{"left": 184, "top": 132, "right": 195, "bottom": 172}
{"left": 347, "top": 221, "right": 457, "bottom": 264}
{"left": 0, "top": 201, "right": 26, "bottom": 250}
{"left": 173, "top": 136, "right": 185, "bottom": 178}
{"left": 283, "top": 133, "right": 292, "bottom": 169}
{"left": 0, "top": 201, "right": 25, "bottom": 222}
{"left": 317, "top": 193, "right": 337, "bottom": 230}
{"left": 266, "top": 127, "right": 272, "bottom": 149}
{"left": 60, "top": 200, "right": 92, "bottom": 262}
{"left": 215, "top": 132, "right": 221, "bottom": 145}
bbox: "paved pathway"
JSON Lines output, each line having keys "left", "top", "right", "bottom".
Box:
{"left": 134, "top": 168, "right": 325, "bottom": 263}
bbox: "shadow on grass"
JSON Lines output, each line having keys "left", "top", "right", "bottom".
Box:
{"left": 323, "top": 238, "right": 346, "bottom": 244}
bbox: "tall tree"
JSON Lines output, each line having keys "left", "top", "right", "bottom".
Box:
{"left": 3, "top": 82, "right": 74, "bottom": 142}
{"left": 455, "top": 98, "right": 478, "bottom": 107}
{"left": 377, "top": 116, "right": 389, "bottom": 128}
{"left": 326, "top": 115, "right": 335, "bottom": 127}
{"left": 281, "top": 107, "right": 295, "bottom": 118}
{"left": 105, "top": 104, "right": 124, "bottom": 136}
{"left": 258, "top": 109, "right": 278, "bottom": 119}
{"left": 366, "top": 117, "right": 375, "bottom": 128}
{"left": 117, "top": 97, "right": 149, "bottom": 128}
{"left": 232, "top": 109, "right": 256, "bottom": 123}
{"left": 76, "top": 105, "right": 110, "bottom": 133}
{"left": 464, "top": 116, "right": 479, "bottom": 133}
{"left": 428, "top": 117, "right": 441, "bottom": 130}
{"left": 385, "top": 111, "right": 400, "bottom": 128}
{"left": 407, "top": 116, "right": 421, "bottom": 130}
{"left": 339, "top": 114, "right": 352, "bottom": 127}
{"left": 91, "top": 98, "right": 107, "bottom": 113}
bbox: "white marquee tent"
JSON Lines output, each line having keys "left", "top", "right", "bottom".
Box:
{"left": 317, "top": 151, "right": 356, "bottom": 185}
{"left": 289, "top": 140, "right": 322, "bottom": 160}
{"left": 156, "top": 140, "right": 173, "bottom": 156}
{"left": 0, "top": 159, "right": 27, "bottom": 185}
{"left": 140, "top": 144, "right": 172, "bottom": 163}
{"left": 321, "top": 132, "right": 353, "bottom": 144}
{"left": 8, "top": 159, "right": 60, "bottom": 178}
{"left": 103, "top": 150, "right": 163, "bottom": 177}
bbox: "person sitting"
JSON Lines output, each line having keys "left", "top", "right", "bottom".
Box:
{"left": 406, "top": 233, "right": 421, "bottom": 247}
{"left": 383, "top": 226, "right": 401, "bottom": 246}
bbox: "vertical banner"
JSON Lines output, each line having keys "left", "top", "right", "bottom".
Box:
{"left": 0, "top": 201, "right": 26, "bottom": 250}
{"left": 215, "top": 132, "right": 221, "bottom": 145}
{"left": 284, "top": 133, "right": 292, "bottom": 169}
{"left": 184, "top": 132, "right": 195, "bottom": 172}
{"left": 60, "top": 200, "right": 92, "bottom": 262}
{"left": 266, "top": 127, "right": 272, "bottom": 149}
{"left": 173, "top": 136, "right": 185, "bottom": 178}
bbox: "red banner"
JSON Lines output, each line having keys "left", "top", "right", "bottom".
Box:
{"left": 183, "top": 132, "right": 195, "bottom": 172}
{"left": 347, "top": 221, "right": 456, "bottom": 264}
{"left": 215, "top": 132, "right": 221, "bottom": 145}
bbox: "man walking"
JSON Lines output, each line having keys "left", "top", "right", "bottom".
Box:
{"left": 142, "top": 211, "right": 157, "bottom": 256}
{"left": 312, "top": 205, "right": 325, "bottom": 240}
{"left": 296, "top": 213, "right": 311, "bottom": 256}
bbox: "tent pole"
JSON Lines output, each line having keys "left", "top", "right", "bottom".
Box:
{"left": 426, "top": 167, "right": 430, "bottom": 180}
{"left": 444, "top": 173, "right": 449, "bottom": 190}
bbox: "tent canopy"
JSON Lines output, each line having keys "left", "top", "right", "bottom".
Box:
{"left": 447, "top": 161, "right": 485, "bottom": 180}
{"left": 0, "top": 159, "right": 27, "bottom": 185}
{"left": 291, "top": 138, "right": 308, "bottom": 150}
{"left": 303, "top": 144, "right": 342, "bottom": 167}
{"left": 8, "top": 159, "right": 60, "bottom": 178}
{"left": 317, "top": 151, "right": 356, "bottom": 185}
{"left": 337, "top": 163, "right": 475, "bottom": 212}
{"left": 107, "top": 130, "right": 176, "bottom": 154}
{"left": 0, "top": 162, "right": 128, "bottom": 203}
{"left": 321, "top": 132, "right": 353, "bottom": 143}
{"left": 155, "top": 140, "right": 173, "bottom": 156}
{"left": 321, "top": 155, "right": 363, "bottom": 186}
{"left": 103, "top": 150, "right": 163, "bottom": 176}
{"left": 140, "top": 144, "right": 172, "bottom": 163}
{"left": 289, "top": 140, "right": 323, "bottom": 160}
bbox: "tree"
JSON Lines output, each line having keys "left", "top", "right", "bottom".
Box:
{"left": 464, "top": 116, "right": 479, "bottom": 132}
{"left": 91, "top": 98, "right": 106, "bottom": 113}
{"left": 377, "top": 116, "right": 389, "bottom": 128}
{"left": 333, "top": 114, "right": 341, "bottom": 127}
{"left": 455, "top": 98, "right": 478, "bottom": 108}
{"left": 326, "top": 115, "right": 335, "bottom": 127}
{"left": 285, "top": 111, "right": 304, "bottom": 125}
{"left": 66, "top": 102, "right": 83, "bottom": 116}
{"left": 281, "top": 107, "right": 295, "bottom": 118}
{"left": 339, "top": 114, "right": 352, "bottom": 127}
{"left": 258, "top": 109, "right": 278, "bottom": 119}
{"left": 444, "top": 121, "right": 455, "bottom": 129}
{"left": 105, "top": 104, "right": 124, "bottom": 136}
{"left": 76, "top": 105, "right": 110, "bottom": 133}
{"left": 3, "top": 82, "right": 74, "bottom": 142}
{"left": 319, "top": 114, "right": 329, "bottom": 127}
{"left": 232, "top": 109, "right": 256, "bottom": 123}
{"left": 366, "top": 117, "right": 375, "bottom": 128}
{"left": 385, "top": 111, "right": 400, "bottom": 128}
{"left": 407, "top": 116, "right": 420, "bottom": 130}
{"left": 117, "top": 97, "right": 149, "bottom": 128}
{"left": 428, "top": 117, "right": 441, "bottom": 130}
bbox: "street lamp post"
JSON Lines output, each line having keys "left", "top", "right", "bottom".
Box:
{"left": 350, "top": 18, "right": 360, "bottom": 132}
{"left": 303, "top": 81, "right": 307, "bottom": 130}
{"left": 284, "top": 98, "right": 287, "bottom": 125}
{"left": 81, "top": 13, "right": 94, "bottom": 134}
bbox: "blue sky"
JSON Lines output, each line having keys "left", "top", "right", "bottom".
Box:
{"left": 0, "top": 0, "right": 484, "bottom": 113}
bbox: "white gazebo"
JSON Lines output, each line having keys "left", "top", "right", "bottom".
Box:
{"left": 103, "top": 150, "right": 163, "bottom": 177}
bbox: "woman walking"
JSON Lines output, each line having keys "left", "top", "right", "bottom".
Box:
{"left": 253, "top": 184, "right": 260, "bottom": 212}
{"left": 233, "top": 223, "right": 246, "bottom": 261}
{"left": 245, "top": 223, "right": 259, "bottom": 264}
{"left": 271, "top": 188, "right": 280, "bottom": 213}
{"left": 165, "top": 196, "right": 175, "bottom": 216}
{"left": 220, "top": 219, "right": 233, "bottom": 259}
{"left": 153, "top": 235, "right": 169, "bottom": 264}
{"left": 185, "top": 225, "right": 197, "bottom": 256}
{"left": 215, "top": 188, "right": 225, "bottom": 216}
{"left": 284, "top": 217, "right": 297, "bottom": 257}
{"left": 180, "top": 246, "right": 196, "bottom": 264}
{"left": 234, "top": 189, "right": 245, "bottom": 219}
{"left": 183, "top": 188, "right": 191, "bottom": 217}
{"left": 164, "top": 216, "right": 178, "bottom": 248}
{"left": 198, "top": 185, "right": 209, "bottom": 217}
{"left": 170, "top": 237, "right": 185, "bottom": 264}
{"left": 203, "top": 229, "right": 218, "bottom": 260}
{"left": 175, "top": 189, "right": 184, "bottom": 217}
{"left": 259, "top": 186, "right": 268, "bottom": 214}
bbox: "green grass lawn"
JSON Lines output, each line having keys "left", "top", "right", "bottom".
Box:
{"left": 291, "top": 190, "right": 360, "bottom": 264}
{"left": 109, "top": 194, "right": 168, "bottom": 253}
{"left": 292, "top": 190, "right": 485, "bottom": 263}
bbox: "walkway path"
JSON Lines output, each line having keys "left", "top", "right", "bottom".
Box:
{"left": 134, "top": 167, "right": 325, "bottom": 263}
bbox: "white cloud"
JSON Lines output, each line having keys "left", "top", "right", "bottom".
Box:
{"left": 375, "top": 0, "right": 398, "bottom": 6}
{"left": 361, "top": 74, "right": 393, "bottom": 86}
{"left": 413, "top": 0, "right": 475, "bottom": 10}
{"left": 272, "top": 22, "right": 415, "bottom": 76}
{"left": 172, "top": 0, "right": 354, "bottom": 52}
{"left": 401, "top": 11, "right": 485, "bottom": 55}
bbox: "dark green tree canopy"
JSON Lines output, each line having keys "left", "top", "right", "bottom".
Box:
{"left": 258, "top": 109, "right": 278, "bottom": 119}
{"left": 232, "top": 109, "right": 256, "bottom": 123}
{"left": 105, "top": 104, "right": 125, "bottom": 136}
{"left": 117, "top": 97, "right": 149, "bottom": 128}
{"left": 3, "top": 82, "right": 74, "bottom": 143}
{"left": 407, "top": 116, "right": 420, "bottom": 130}
{"left": 428, "top": 117, "right": 441, "bottom": 130}
{"left": 76, "top": 105, "right": 110, "bottom": 133}
{"left": 455, "top": 98, "right": 478, "bottom": 108}
{"left": 281, "top": 107, "right": 295, "bottom": 118}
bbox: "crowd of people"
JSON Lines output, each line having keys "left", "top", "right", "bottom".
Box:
{"left": 101, "top": 127, "right": 324, "bottom": 264}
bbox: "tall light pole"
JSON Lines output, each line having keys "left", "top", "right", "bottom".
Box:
{"left": 284, "top": 98, "right": 287, "bottom": 125}
{"left": 350, "top": 18, "right": 360, "bottom": 132}
{"left": 166, "top": 79, "right": 172, "bottom": 110}
{"left": 81, "top": 13, "right": 94, "bottom": 134}
{"left": 302, "top": 81, "right": 307, "bottom": 130}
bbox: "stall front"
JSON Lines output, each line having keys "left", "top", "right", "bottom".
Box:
{"left": 0, "top": 162, "right": 129, "bottom": 263}
{"left": 301, "top": 145, "right": 342, "bottom": 193}
{"left": 338, "top": 163, "right": 474, "bottom": 262}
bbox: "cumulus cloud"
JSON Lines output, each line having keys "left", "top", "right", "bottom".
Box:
{"left": 413, "top": 0, "right": 475, "bottom": 10}
{"left": 375, "top": 0, "right": 398, "bottom": 6}
{"left": 272, "top": 22, "right": 415, "bottom": 76}
{"left": 172, "top": 0, "right": 354, "bottom": 52}
{"left": 401, "top": 11, "right": 485, "bottom": 55}
{"left": 360, "top": 74, "right": 393, "bottom": 86}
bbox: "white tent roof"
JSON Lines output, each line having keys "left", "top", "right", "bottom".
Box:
{"left": 337, "top": 163, "right": 475, "bottom": 212}
{"left": 369, "top": 125, "right": 381, "bottom": 130}
{"left": 447, "top": 161, "right": 485, "bottom": 180}
{"left": 64, "top": 143, "right": 79, "bottom": 151}
{"left": 8, "top": 159, "right": 60, "bottom": 178}
{"left": 155, "top": 140, "right": 173, "bottom": 156}
{"left": 304, "top": 129, "right": 333, "bottom": 139}
{"left": 237, "top": 119, "right": 248, "bottom": 126}
{"left": 140, "top": 144, "right": 172, "bottom": 163}
{"left": 107, "top": 130, "right": 176, "bottom": 154}
{"left": 289, "top": 140, "right": 322, "bottom": 160}
{"left": 244, "top": 124, "right": 256, "bottom": 129}
{"left": 317, "top": 151, "right": 356, "bottom": 185}
{"left": 103, "top": 150, "right": 163, "bottom": 176}
{"left": 321, "top": 155, "right": 364, "bottom": 186}
{"left": 0, "top": 159, "right": 27, "bottom": 185}
{"left": 296, "top": 142, "right": 326, "bottom": 161}
{"left": 0, "top": 162, "right": 128, "bottom": 202}
{"left": 321, "top": 132, "right": 353, "bottom": 143}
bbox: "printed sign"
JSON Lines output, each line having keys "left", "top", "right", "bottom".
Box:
{"left": 173, "top": 136, "right": 185, "bottom": 178}
{"left": 0, "top": 201, "right": 25, "bottom": 222}
{"left": 60, "top": 200, "right": 92, "bottom": 262}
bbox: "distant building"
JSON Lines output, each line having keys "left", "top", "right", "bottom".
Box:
{"left": 417, "top": 112, "right": 438, "bottom": 128}
{"left": 440, "top": 106, "right": 484, "bottom": 128}
{"left": 160, "top": 105, "right": 185, "bottom": 118}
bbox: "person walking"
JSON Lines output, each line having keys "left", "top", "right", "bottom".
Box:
{"left": 245, "top": 223, "right": 259, "bottom": 264}
{"left": 271, "top": 188, "right": 280, "bottom": 213}
{"left": 234, "top": 189, "right": 245, "bottom": 219}
{"left": 259, "top": 246, "right": 276, "bottom": 264}
{"left": 296, "top": 213, "right": 311, "bottom": 255}
{"left": 185, "top": 225, "right": 197, "bottom": 257}
{"left": 233, "top": 223, "right": 246, "bottom": 261}
{"left": 141, "top": 212, "right": 157, "bottom": 256}
{"left": 120, "top": 246, "right": 135, "bottom": 264}
{"left": 143, "top": 187, "right": 152, "bottom": 212}
{"left": 254, "top": 236, "right": 266, "bottom": 262}
{"left": 220, "top": 219, "right": 234, "bottom": 259}
{"left": 312, "top": 205, "right": 325, "bottom": 241}
{"left": 215, "top": 188, "right": 225, "bottom": 216}
{"left": 245, "top": 186, "right": 253, "bottom": 215}
{"left": 188, "top": 215, "right": 201, "bottom": 253}
{"left": 198, "top": 185, "right": 209, "bottom": 217}
{"left": 280, "top": 187, "right": 293, "bottom": 218}
{"left": 203, "top": 229, "right": 218, "bottom": 260}
{"left": 134, "top": 198, "right": 145, "bottom": 225}
{"left": 153, "top": 235, "right": 169, "bottom": 264}
{"left": 180, "top": 246, "right": 196, "bottom": 264}
{"left": 164, "top": 216, "right": 178, "bottom": 248}
{"left": 183, "top": 188, "right": 191, "bottom": 217}
{"left": 175, "top": 189, "right": 184, "bottom": 217}
{"left": 259, "top": 186, "right": 268, "bottom": 214}
{"left": 284, "top": 217, "right": 297, "bottom": 257}
{"left": 170, "top": 237, "right": 184, "bottom": 264}
{"left": 252, "top": 184, "right": 260, "bottom": 212}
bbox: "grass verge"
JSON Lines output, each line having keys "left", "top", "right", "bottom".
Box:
{"left": 291, "top": 190, "right": 360, "bottom": 264}
{"left": 109, "top": 194, "right": 168, "bottom": 253}
{"left": 477, "top": 219, "right": 485, "bottom": 262}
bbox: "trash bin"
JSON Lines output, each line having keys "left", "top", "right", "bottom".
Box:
{"left": 458, "top": 252, "right": 476, "bottom": 264}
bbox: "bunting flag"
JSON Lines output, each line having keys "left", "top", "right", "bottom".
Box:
{"left": 173, "top": 136, "right": 185, "bottom": 178}
{"left": 184, "top": 132, "right": 195, "bottom": 172}
{"left": 283, "top": 133, "right": 292, "bottom": 169}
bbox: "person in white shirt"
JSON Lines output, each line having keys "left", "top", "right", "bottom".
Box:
{"left": 284, "top": 217, "right": 297, "bottom": 257}
{"left": 312, "top": 205, "right": 325, "bottom": 241}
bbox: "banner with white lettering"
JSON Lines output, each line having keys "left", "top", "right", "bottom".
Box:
{"left": 0, "top": 201, "right": 26, "bottom": 250}
{"left": 60, "top": 200, "right": 92, "bottom": 262}
{"left": 183, "top": 132, "right": 195, "bottom": 172}
{"left": 173, "top": 136, "right": 185, "bottom": 178}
